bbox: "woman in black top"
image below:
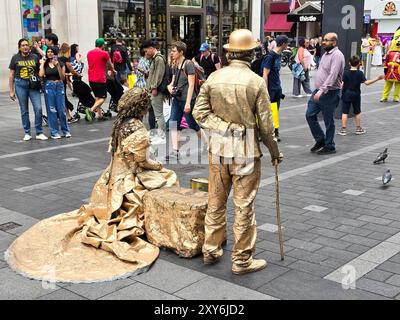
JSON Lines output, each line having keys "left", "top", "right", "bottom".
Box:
{"left": 9, "top": 38, "right": 48, "bottom": 141}
{"left": 39, "top": 46, "right": 71, "bottom": 139}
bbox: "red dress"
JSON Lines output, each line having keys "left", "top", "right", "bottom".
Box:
{"left": 384, "top": 51, "right": 400, "bottom": 82}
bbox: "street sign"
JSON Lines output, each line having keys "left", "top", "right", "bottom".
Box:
{"left": 287, "top": 14, "right": 322, "bottom": 23}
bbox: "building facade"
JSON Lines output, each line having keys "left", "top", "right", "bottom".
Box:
{"left": 99, "top": 0, "right": 261, "bottom": 59}
{"left": 1, "top": 0, "right": 99, "bottom": 92}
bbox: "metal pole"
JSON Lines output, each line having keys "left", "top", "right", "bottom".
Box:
{"left": 366, "top": 52, "right": 372, "bottom": 80}
{"left": 320, "top": 0, "right": 323, "bottom": 36}
{"left": 274, "top": 162, "right": 285, "bottom": 261}
{"left": 296, "top": 22, "right": 299, "bottom": 46}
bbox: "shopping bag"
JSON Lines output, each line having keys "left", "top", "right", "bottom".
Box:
{"left": 271, "top": 102, "right": 280, "bottom": 129}
{"left": 128, "top": 74, "right": 136, "bottom": 89}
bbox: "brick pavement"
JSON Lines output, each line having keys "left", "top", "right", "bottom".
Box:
{"left": 1, "top": 67, "right": 400, "bottom": 300}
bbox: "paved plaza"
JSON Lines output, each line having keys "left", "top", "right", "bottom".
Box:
{"left": 2, "top": 68, "right": 400, "bottom": 300}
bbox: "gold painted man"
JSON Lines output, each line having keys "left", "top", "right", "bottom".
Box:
{"left": 193, "top": 29, "right": 283, "bottom": 275}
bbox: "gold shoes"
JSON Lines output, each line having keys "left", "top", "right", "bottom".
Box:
{"left": 232, "top": 259, "right": 267, "bottom": 275}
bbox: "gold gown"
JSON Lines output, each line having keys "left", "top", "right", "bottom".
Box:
{"left": 6, "top": 119, "right": 178, "bottom": 283}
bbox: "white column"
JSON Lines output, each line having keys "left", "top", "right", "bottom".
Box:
{"left": 0, "top": 0, "right": 23, "bottom": 92}
{"left": 251, "top": 0, "right": 262, "bottom": 41}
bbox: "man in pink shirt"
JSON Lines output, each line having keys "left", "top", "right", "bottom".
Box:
{"left": 87, "top": 38, "right": 116, "bottom": 121}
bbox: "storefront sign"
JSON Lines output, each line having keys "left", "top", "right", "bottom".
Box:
{"left": 287, "top": 14, "right": 322, "bottom": 22}
{"left": 21, "top": 0, "right": 45, "bottom": 40}
{"left": 383, "top": 2, "right": 398, "bottom": 15}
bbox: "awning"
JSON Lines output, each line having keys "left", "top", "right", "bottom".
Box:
{"left": 264, "top": 14, "right": 294, "bottom": 32}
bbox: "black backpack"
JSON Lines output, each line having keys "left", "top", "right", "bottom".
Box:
{"left": 155, "top": 54, "right": 172, "bottom": 95}
{"left": 251, "top": 57, "right": 264, "bottom": 77}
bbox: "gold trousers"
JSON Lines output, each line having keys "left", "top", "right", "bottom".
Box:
{"left": 203, "top": 155, "right": 261, "bottom": 267}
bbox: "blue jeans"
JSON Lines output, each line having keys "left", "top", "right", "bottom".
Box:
{"left": 44, "top": 81, "right": 70, "bottom": 136}
{"left": 170, "top": 99, "right": 200, "bottom": 132}
{"left": 14, "top": 78, "right": 44, "bottom": 135}
{"left": 306, "top": 89, "right": 340, "bottom": 150}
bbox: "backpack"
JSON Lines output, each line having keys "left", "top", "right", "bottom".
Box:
{"left": 200, "top": 53, "right": 221, "bottom": 65}
{"left": 156, "top": 54, "right": 172, "bottom": 96}
{"left": 251, "top": 56, "right": 265, "bottom": 77}
{"left": 112, "top": 48, "right": 123, "bottom": 64}
{"left": 193, "top": 64, "right": 205, "bottom": 95}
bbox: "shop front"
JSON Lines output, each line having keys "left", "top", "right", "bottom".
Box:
{"left": 100, "top": 0, "right": 252, "bottom": 60}
{"left": 371, "top": 1, "right": 400, "bottom": 41}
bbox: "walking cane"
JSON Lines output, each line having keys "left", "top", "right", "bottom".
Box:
{"left": 274, "top": 160, "right": 285, "bottom": 261}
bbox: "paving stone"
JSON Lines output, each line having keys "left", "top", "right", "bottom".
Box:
{"left": 286, "top": 248, "right": 328, "bottom": 264}
{"left": 258, "top": 270, "right": 387, "bottom": 300}
{"left": 365, "top": 269, "right": 393, "bottom": 282}
{"left": 378, "top": 261, "right": 400, "bottom": 275}
{"left": 132, "top": 259, "right": 207, "bottom": 294}
{"left": 346, "top": 244, "right": 371, "bottom": 255}
{"left": 335, "top": 225, "right": 374, "bottom": 237}
{"left": 315, "top": 247, "right": 359, "bottom": 261}
{"left": 63, "top": 278, "right": 136, "bottom": 300}
{"left": 357, "top": 278, "right": 400, "bottom": 298}
{"left": 342, "top": 190, "right": 365, "bottom": 196}
{"left": 306, "top": 218, "right": 340, "bottom": 230}
{"left": 285, "top": 239, "right": 322, "bottom": 252}
{"left": 357, "top": 215, "right": 393, "bottom": 226}
{"left": 303, "top": 205, "right": 328, "bottom": 213}
{"left": 389, "top": 254, "right": 400, "bottom": 264}
{"left": 288, "top": 260, "right": 333, "bottom": 277}
{"left": 331, "top": 217, "right": 368, "bottom": 228}
{"left": 99, "top": 282, "right": 181, "bottom": 300}
{"left": 313, "top": 237, "right": 351, "bottom": 250}
{"left": 340, "top": 234, "right": 381, "bottom": 248}
{"left": 175, "top": 276, "right": 277, "bottom": 300}
{"left": 37, "top": 288, "right": 87, "bottom": 300}
{"left": 309, "top": 227, "right": 347, "bottom": 240}
{"left": 357, "top": 242, "right": 400, "bottom": 264}
{"left": 0, "top": 268, "right": 60, "bottom": 300}
{"left": 385, "top": 274, "right": 400, "bottom": 287}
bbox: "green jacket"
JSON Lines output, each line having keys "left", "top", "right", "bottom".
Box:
{"left": 147, "top": 52, "right": 165, "bottom": 91}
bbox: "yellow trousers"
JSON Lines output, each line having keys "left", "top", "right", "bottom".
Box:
{"left": 382, "top": 81, "right": 400, "bottom": 101}
{"left": 203, "top": 155, "right": 261, "bottom": 267}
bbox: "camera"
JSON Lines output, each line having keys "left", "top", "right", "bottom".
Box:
{"left": 171, "top": 88, "right": 182, "bottom": 98}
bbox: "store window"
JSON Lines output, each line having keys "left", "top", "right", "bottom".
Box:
{"left": 103, "top": 1, "right": 146, "bottom": 61}
{"left": 20, "top": 0, "right": 46, "bottom": 41}
{"left": 149, "top": 0, "right": 167, "bottom": 56}
{"left": 206, "top": 0, "right": 219, "bottom": 53}
{"left": 171, "top": 0, "right": 203, "bottom": 8}
{"left": 222, "top": 0, "right": 249, "bottom": 46}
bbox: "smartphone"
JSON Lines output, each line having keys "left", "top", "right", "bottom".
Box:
{"left": 53, "top": 55, "right": 58, "bottom": 62}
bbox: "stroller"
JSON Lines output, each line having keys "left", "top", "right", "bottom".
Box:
{"left": 106, "top": 75, "right": 124, "bottom": 114}
{"left": 73, "top": 79, "right": 113, "bottom": 122}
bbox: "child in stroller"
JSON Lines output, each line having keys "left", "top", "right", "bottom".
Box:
{"left": 106, "top": 75, "right": 125, "bottom": 113}
{"left": 73, "top": 79, "right": 113, "bottom": 122}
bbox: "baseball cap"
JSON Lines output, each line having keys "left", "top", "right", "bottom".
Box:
{"left": 276, "top": 35, "right": 289, "bottom": 47}
{"left": 95, "top": 38, "right": 106, "bottom": 47}
{"left": 199, "top": 43, "right": 210, "bottom": 52}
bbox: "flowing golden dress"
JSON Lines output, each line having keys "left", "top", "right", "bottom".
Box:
{"left": 5, "top": 119, "right": 178, "bottom": 283}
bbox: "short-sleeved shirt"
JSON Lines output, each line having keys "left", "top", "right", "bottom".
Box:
{"left": 9, "top": 53, "right": 40, "bottom": 80}
{"left": 261, "top": 50, "right": 282, "bottom": 92}
{"left": 342, "top": 69, "right": 366, "bottom": 101}
{"left": 194, "top": 53, "right": 220, "bottom": 79}
{"left": 87, "top": 48, "right": 110, "bottom": 83}
{"left": 173, "top": 60, "right": 196, "bottom": 102}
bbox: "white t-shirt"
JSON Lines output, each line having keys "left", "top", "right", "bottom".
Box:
{"left": 361, "top": 38, "right": 370, "bottom": 54}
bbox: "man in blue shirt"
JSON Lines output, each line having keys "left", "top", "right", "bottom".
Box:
{"left": 262, "top": 35, "right": 289, "bottom": 142}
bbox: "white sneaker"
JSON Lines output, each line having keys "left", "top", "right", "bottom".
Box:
{"left": 36, "top": 133, "right": 48, "bottom": 141}
{"left": 293, "top": 94, "right": 304, "bottom": 98}
{"left": 64, "top": 133, "right": 72, "bottom": 138}
{"left": 306, "top": 93, "right": 313, "bottom": 97}
{"left": 51, "top": 134, "right": 61, "bottom": 140}
{"left": 23, "top": 134, "right": 32, "bottom": 141}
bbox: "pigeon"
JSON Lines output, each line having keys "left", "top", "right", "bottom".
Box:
{"left": 374, "top": 148, "right": 388, "bottom": 164}
{"left": 382, "top": 169, "right": 392, "bottom": 185}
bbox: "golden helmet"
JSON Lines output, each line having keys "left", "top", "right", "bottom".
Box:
{"left": 223, "top": 29, "right": 260, "bottom": 52}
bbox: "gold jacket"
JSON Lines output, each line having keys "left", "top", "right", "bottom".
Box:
{"left": 193, "top": 60, "right": 280, "bottom": 160}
